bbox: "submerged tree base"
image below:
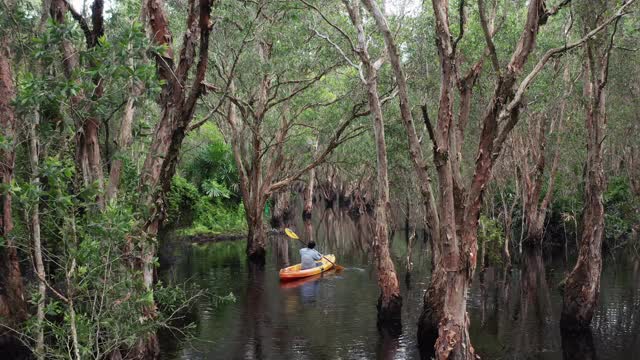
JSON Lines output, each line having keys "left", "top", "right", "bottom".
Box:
{"left": 417, "top": 305, "right": 439, "bottom": 359}
{"left": 561, "top": 327, "right": 597, "bottom": 360}
{"left": 376, "top": 294, "right": 402, "bottom": 328}
{"left": 247, "top": 247, "right": 267, "bottom": 265}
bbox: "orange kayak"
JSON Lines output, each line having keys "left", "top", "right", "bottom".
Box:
{"left": 279, "top": 254, "right": 335, "bottom": 281}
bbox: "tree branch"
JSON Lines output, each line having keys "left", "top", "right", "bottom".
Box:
{"left": 310, "top": 28, "right": 360, "bottom": 70}
{"left": 478, "top": 0, "right": 500, "bottom": 76}
{"left": 268, "top": 107, "right": 368, "bottom": 193}
{"left": 421, "top": 104, "right": 437, "bottom": 149}
{"left": 63, "top": 0, "right": 92, "bottom": 46}
{"left": 299, "top": 0, "right": 358, "bottom": 54}
{"left": 452, "top": 0, "right": 466, "bottom": 54}
{"left": 498, "top": 0, "right": 636, "bottom": 129}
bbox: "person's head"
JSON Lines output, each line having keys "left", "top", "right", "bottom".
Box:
{"left": 307, "top": 241, "right": 316, "bottom": 249}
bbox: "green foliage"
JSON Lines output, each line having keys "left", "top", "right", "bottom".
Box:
{"left": 167, "top": 175, "right": 247, "bottom": 235}
{"left": 166, "top": 175, "right": 201, "bottom": 226}
{"left": 169, "top": 123, "right": 247, "bottom": 235}
{"left": 183, "top": 125, "right": 238, "bottom": 198}
{"left": 478, "top": 215, "right": 505, "bottom": 267}
{"left": 13, "top": 156, "right": 159, "bottom": 357}
{"left": 604, "top": 176, "right": 638, "bottom": 243}
{"left": 190, "top": 200, "right": 247, "bottom": 235}
{"left": 202, "top": 179, "right": 232, "bottom": 199}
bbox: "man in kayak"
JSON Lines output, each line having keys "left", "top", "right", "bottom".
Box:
{"left": 300, "top": 241, "right": 323, "bottom": 270}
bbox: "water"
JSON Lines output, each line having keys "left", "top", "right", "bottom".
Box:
{"left": 159, "top": 211, "right": 640, "bottom": 359}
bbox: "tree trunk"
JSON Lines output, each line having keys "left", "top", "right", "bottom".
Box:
{"left": 270, "top": 189, "right": 291, "bottom": 230}
{"left": 360, "top": 0, "right": 440, "bottom": 261}
{"left": 369, "top": 74, "right": 401, "bottom": 326}
{"left": 50, "top": 0, "right": 106, "bottom": 206}
{"left": 303, "top": 175, "right": 314, "bottom": 221}
{"left": 303, "top": 139, "right": 318, "bottom": 221}
{"left": 344, "top": 1, "right": 401, "bottom": 325}
{"left": 81, "top": 116, "right": 105, "bottom": 206}
{"left": 303, "top": 168, "right": 316, "bottom": 221}
{"left": 561, "top": 10, "right": 617, "bottom": 330}
{"left": 29, "top": 115, "right": 47, "bottom": 360}
{"left": 0, "top": 32, "right": 26, "bottom": 323}
{"left": 525, "top": 215, "right": 546, "bottom": 247}
{"left": 374, "top": 205, "right": 402, "bottom": 325}
{"left": 503, "top": 221, "right": 512, "bottom": 269}
{"left": 415, "top": 0, "right": 553, "bottom": 356}
{"left": 247, "top": 213, "right": 267, "bottom": 264}
{"left": 106, "top": 89, "right": 137, "bottom": 202}
{"left": 132, "top": 0, "right": 214, "bottom": 356}
{"left": 522, "top": 99, "right": 566, "bottom": 249}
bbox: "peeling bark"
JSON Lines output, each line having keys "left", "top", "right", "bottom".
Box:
{"left": 361, "top": 0, "right": 441, "bottom": 262}
{"left": 29, "top": 114, "right": 46, "bottom": 360}
{"left": 105, "top": 92, "right": 137, "bottom": 202}
{"left": 561, "top": 12, "right": 617, "bottom": 330}
{"left": 343, "top": 0, "right": 402, "bottom": 325}
{"left": 131, "top": 0, "right": 214, "bottom": 356}
{"left": 521, "top": 69, "right": 568, "bottom": 248}
{"left": 303, "top": 140, "right": 319, "bottom": 221}
{"left": 50, "top": 0, "right": 106, "bottom": 207}
{"left": 0, "top": 30, "right": 26, "bottom": 323}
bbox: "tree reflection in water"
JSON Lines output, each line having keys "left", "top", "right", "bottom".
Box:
{"left": 158, "top": 209, "right": 640, "bottom": 360}
{"left": 561, "top": 328, "right": 597, "bottom": 360}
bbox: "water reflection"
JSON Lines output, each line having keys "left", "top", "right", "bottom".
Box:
{"left": 515, "top": 248, "right": 554, "bottom": 353}
{"left": 561, "top": 329, "right": 598, "bottom": 360}
{"left": 159, "top": 209, "right": 640, "bottom": 360}
{"left": 237, "top": 263, "right": 267, "bottom": 359}
{"left": 272, "top": 234, "right": 289, "bottom": 269}
{"left": 376, "top": 324, "right": 402, "bottom": 360}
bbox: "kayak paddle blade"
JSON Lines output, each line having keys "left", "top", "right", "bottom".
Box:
{"left": 284, "top": 228, "right": 299, "bottom": 240}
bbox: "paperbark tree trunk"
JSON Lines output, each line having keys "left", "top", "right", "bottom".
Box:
{"left": 0, "top": 30, "right": 26, "bottom": 323}
{"left": 29, "top": 114, "right": 47, "bottom": 360}
{"left": 50, "top": 0, "right": 106, "bottom": 207}
{"left": 217, "top": 32, "right": 365, "bottom": 263}
{"left": 521, "top": 72, "right": 567, "bottom": 248}
{"left": 561, "top": 13, "right": 616, "bottom": 329}
{"left": 343, "top": 0, "right": 401, "bottom": 325}
{"left": 247, "top": 206, "right": 267, "bottom": 264}
{"left": 218, "top": 45, "right": 369, "bottom": 263}
{"left": 499, "top": 179, "right": 519, "bottom": 270}
{"left": 133, "top": 0, "right": 214, "bottom": 356}
{"left": 106, "top": 83, "right": 139, "bottom": 202}
{"left": 270, "top": 189, "right": 291, "bottom": 230}
{"left": 303, "top": 140, "right": 319, "bottom": 221}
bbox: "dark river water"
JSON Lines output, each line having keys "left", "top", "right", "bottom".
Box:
{"left": 158, "top": 210, "right": 640, "bottom": 360}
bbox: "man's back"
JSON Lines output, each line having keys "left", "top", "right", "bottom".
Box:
{"left": 300, "top": 247, "right": 322, "bottom": 270}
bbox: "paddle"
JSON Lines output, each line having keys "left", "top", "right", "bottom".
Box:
{"left": 284, "top": 228, "right": 344, "bottom": 271}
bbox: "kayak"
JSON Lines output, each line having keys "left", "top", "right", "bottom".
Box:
{"left": 279, "top": 273, "right": 322, "bottom": 289}
{"left": 279, "top": 254, "right": 336, "bottom": 281}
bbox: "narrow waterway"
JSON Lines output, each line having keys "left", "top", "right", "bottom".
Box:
{"left": 159, "top": 209, "right": 640, "bottom": 359}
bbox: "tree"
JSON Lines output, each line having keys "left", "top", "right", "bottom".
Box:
{"left": 134, "top": 0, "right": 214, "bottom": 355}
{"left": 519, "top": 66, "right": 570, "bottom": 248}
{"left": 206, "top": 1, "right": 366, "bottom": 263}
{"left": 341, "top": 0, "right": 402, "bottom": 325}
{"left": 0, "top": 0, "right": 26, "bottom": 323}
{"left": 49, "top": 0, "right": 107, "bottom": 207}
{"left": 561, "top": 0, "right": 625, "bottom": 331}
